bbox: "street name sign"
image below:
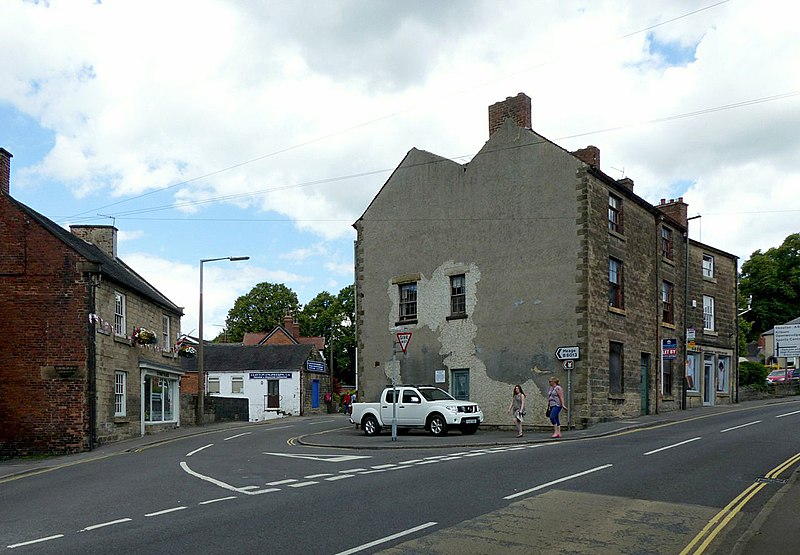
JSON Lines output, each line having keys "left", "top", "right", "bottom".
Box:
{"left": 774, "top": 324, "right": 800, "bottom": 357}
{"left": 555, "top": 346, "right": 580, "bottom": 360}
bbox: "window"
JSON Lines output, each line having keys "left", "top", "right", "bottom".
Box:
{"left": 661, "top": 281, "right": 674, "bottom": 324}
{"left": 399, "top": 283, "right": 417, "bottom": 322}
{"left": 451, "top": 369, "right": 470, "bottom": 401}
{"left": 609, "top": 342, "right": 623, "bottom": 394}
{"left": 114, "top": 292, "right": 126, "bottom": 336}
{"left": 703, "top": 296, "right": 715, "bottom": 330}
{"left": 402, "top": 391, "right": 420, "bottom": 403}
{"left": 114, "top": 371, "right": 126, "bottom": 416}
{"left": 208, "top": 377, "right": 220, "bottom": 394}
{"left": 162, "top": 315, "right": 171, "bottom": 352}
{"left": 608, "top": 194, "right": 623, "bottom": 233}
{"left": 702, "top": 254, "right": 714, "bottom": 278}
{"left": 686, "top": 353, "right": 700, "bottom": 392}
{"left": 450, "top": 274, "right": 466, "bottom": 316}
{"left": 717, "top": 356, "right": 729, "bottom": 393}
{"left": 663, "top": 358, "right": 673, "bottom": 395}
{"left": 144, "top": 376, "right": 175, "bottom": 423}
{"left": 231, "top": 376, "right": 244, "bottom": 394}
{"left": 661, "top": 227, "right": 673, "bottom": 260}
{"left": 609, "top": 258, "right": 623, "bottom": 308}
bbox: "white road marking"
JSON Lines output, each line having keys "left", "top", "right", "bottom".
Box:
{"left": 370, "top": 464, "right": 396, "bottom": 469}
{"left": 340, "top": 467, "right": 367, "bottom": 473}
{"left": 80, "top": 518, "right": 132, "bottom": 532}
{"left": 145, "top": 506, "right": 186, "bottom": 517}
{"left": 181, "top": 461, "right": 274, "bottom": 496}
{"left": 240, "top": 485, "right": 261, "bottom": 490}
{"left": 199, "top": 496, "right": 237, "bottom": 505}
{"left": 335, "top": 522, "right": 438, "bottom": 555}
{"left": 267, "top": 479, "right": 298, "bottom": 486}
{"left": 720, "top": 421, "right": 761, "bottom": 433}
{"left": 326, "top": 475, "right": 354, "bottom": 481}
{"left": 288, "top": 481, "right": 318, "bottom": 488}
{"left": 399, "top": 459, "right": 425, "bottom": 465}
{"left": 186, "top": 444, "right": 213, "bottom": 457}
{"left": 505, "top": 464, "right": 614, "bottom": 500}
{"left": 263, "top": 452, "right": 371, "bottom": 463}
{"left": 643, "top": 437, "right": 702, "bottom": 455}
{"left": 305, "top": 473, "right": 334, "bottom": 479}
{"left": 7, "top": 535, "right": 64, "bottom": 549}
{"left": 776, "top": 410, "right": 800, "bottom": 418}
{"left": 224, "top": 432, "right": 252, "bottom": 441}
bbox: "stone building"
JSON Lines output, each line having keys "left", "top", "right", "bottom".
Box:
{"left": 353, "top": 93, "right": 738, "bottom": 428}
{"left": 0, "top": 148, "right": 185, "bottom": 456}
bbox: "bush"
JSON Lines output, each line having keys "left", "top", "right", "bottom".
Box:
{"left": 739, "top": 361, "right": 769, "bottom": 386}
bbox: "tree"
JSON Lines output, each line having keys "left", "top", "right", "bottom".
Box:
{"left": 224, "top": 282, "right": 300, "bottom": 342}
{"left": 297, "top": 285, "right": 356, "bottom": 384}
{"left": 739, "top": 233, "right": 800, "bottom": 339}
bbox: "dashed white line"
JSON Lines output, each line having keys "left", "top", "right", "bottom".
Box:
{"left": 199, "top": 496, "right": 237, "bottom": 505}
{"left": 399, "top": 459, "right": 425, "bottom": 465}
{"left": 643, "top": 437, "right": 702, "bottom": 455}
{"left": 224, "top": 432, "right": 252, "bottom": 441}
{"left": 7, "top": 535, "right": 64, "bottom": 549}
{"left": 145, "top": 506, "right": 186, "bottom": 517}
{"left": 720, "top": 421, "right": 761, "bottom": 433}
{"left": 370, "top": 464, "right": 397, "bottom": 470}
{"left": 305, "top": 473, "right": 334, "bottom": 479}
{"left": 80, "top": 518, "right": 132, "bottom": 532}
{"left": 326, "top": 475, "right": 355, "bottom": 481}
{"left": 776, "top": 410, "right": 800, "bottom": 418}
{"left": 340, "top": 467, "right": 367, "bottom": 473}
{"left": 505, "top": 464, "right": 614, "bottom": 500}
{"left": 288, "top": 481, "right": 318, "bottom": 488}
{"left": 186, "top": 444, "right": 213, "bottom": 457}
{"left": 267, "top": 479, "right": 298, "bottom": 486}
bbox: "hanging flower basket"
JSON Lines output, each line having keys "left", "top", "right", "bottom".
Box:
{"left": 178, "top": 345, "right": 197, "bottom": 358}
{"left": 133, "top": 327, "right": 158, "bottom": 345}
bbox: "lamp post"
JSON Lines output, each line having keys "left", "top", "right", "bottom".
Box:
{"left": 197, "top": 256, "right": 249, "bottom": 425}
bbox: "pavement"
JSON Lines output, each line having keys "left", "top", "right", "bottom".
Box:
{"left": 2, "top": 397, "right": 798, "bottom": 553}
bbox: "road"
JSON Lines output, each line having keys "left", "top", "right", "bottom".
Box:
{"left": 1, "top": 401, "right": 799, "bottom": 554}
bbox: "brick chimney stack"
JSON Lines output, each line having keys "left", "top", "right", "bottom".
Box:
{"left": 488, "top": 93, "right": 532, "bottom": 137}
{"left": 284, "top": 313, "right": 300, "bottom": 339}
{"left": 658, "top": 197, "right": 688, "bottom": 228}
{"left": 70, "top": 225, "right": 118, "bottom": 258}
{"left": 616, "top": 177, "right": 634, "bottom": 192}
{"left": 572, "top": 146, "right": 600, "bottom": 169}
{"left": 0, "top": 148, "right": 12, "bottom": 196}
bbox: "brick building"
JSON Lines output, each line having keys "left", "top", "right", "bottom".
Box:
{"left": 353, "top": 94, "right": 737, "bottom": 428}
{"left": 0, "top": 148, "right": 185, "bottom": 456}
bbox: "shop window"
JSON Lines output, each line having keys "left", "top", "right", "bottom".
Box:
{"left": 717, "top": 356, "right": 729, "bottom": 393}
{"left": 144, "top": 376, "right": 175, "bottom": 423}
{"left": 686, "top": 353, "right": 700, "bottom": 392}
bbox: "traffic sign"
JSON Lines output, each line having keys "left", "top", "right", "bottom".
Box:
{"left": 397, "top": 332, "right": 412, "bottom": 353}
{"left": 563, "top": 360, "right": 574, "bottom": 370}
{"left": 775, "top": 324, "right": 800, "bottom": 357}
{"left": 555, "top": 346, "right": 580, "bottom": 360}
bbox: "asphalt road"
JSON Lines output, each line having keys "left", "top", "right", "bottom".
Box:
{"left": 2, "top": 399, "right": 799, "bottom": 554}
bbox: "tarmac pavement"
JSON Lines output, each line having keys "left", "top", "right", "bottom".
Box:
{"left": 2, "top": 397, "right": 798, "bottom": 554}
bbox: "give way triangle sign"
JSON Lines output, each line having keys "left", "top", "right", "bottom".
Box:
{"left": 396, "top": 332, "right": 412, "bottom": 353}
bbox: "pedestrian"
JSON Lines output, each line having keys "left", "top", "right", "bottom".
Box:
{"left": 343, "top": 391, "right": 351, "bottom": 415}
{"left": 547, "top": 376, "right": 566, "bottom": 438}
{"left": 507, "top": 384, "right": 526, "bottom": 438}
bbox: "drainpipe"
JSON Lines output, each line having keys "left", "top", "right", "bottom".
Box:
{"left": 655, "top": 216, "right": 662, "bottom": 415}
{"left": 87, "top": 274, "right": 98, "bottom": 450}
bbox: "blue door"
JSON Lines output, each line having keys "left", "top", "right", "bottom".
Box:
{"left": 312, "top": 379, "right": 320, "bottom": 409}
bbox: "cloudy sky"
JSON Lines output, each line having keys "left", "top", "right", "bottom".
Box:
{"left": 2, "top": 0, "right": 798, "bottom": 338}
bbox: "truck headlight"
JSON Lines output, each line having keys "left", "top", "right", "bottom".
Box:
{"left": 445, "top": 405, "right": 458, "bottom": 412}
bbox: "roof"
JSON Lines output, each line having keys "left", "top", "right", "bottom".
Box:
{"left": 6, "top": 196, "right": 182, "bottom": 314}
{"left": 242, "top": 326, "right": 325, "bottom": 350}
{"left": 180, "top": 343, "right": 316, "bottom": 373}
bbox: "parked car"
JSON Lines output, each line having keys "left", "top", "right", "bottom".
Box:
{"left": 766, "top": 368, "right": 795, "bottom": 384}
{"left": 350, "top": 385, "right": 483, "bottom": 436}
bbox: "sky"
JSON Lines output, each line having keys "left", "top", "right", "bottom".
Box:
{"left": 2, "top": 0, "right": 798, "bottom": 339}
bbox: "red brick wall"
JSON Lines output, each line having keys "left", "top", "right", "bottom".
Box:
{"left": 488, "top": 93, "right": 532, "bottom": 137}
{"left": 0, "top": 197, "right": 90, "bottom": 456}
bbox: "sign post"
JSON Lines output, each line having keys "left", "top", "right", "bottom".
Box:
{"left": 390, "top": 332, "right": 412, "bottom": 442}
{"left": 555, "top": 345, "right": 580, "bottom": 431}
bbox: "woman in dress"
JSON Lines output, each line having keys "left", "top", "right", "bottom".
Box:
{"left": 547, "top": 377, "right": 566, "bottom": 438}
{"left": 507, "top": 384, "right": 526, "bottom": 438}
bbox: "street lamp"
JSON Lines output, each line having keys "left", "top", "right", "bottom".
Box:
{"left": 197, "top": 256, "right": 249, "bottom": 425}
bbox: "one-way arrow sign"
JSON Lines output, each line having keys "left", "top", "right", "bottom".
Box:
{"left": 555, "top": 346, "right": 580, "bottom": 360}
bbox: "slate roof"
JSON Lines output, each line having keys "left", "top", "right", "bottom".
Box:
{"left": 7, "top": 196, "right": 182, "bottom": 314}
{"left": 180, "top": 343, "right": 315, "bottom": 373}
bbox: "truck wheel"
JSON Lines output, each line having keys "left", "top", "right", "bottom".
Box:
{"left": 428, "top": 414, "right": 448, "bottom": 436}
{"left": 460, "top": 424, "right": 479, "bottom": 435}
{"left": 362, "top": 415, "right": 381, "bottom": 436}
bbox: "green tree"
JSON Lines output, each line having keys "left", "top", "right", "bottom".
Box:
{"left": 224, "top": 282, "right": 300, "bottom": 342}
{"left": 739, "top": 233, "right": 800, "bottom": 339}
{"left": 297, "top": 285, "right": 356, "bottom": 384}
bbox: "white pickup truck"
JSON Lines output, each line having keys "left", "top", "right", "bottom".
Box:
{"left": 350, "top": 385, "right": 483, "bottom": 436}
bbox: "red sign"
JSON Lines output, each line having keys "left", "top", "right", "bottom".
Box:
{"left": 396, "top": 332, "right": 412, "bottom": 353}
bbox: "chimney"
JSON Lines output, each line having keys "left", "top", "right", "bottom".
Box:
{"left": 657, "top": 197, "right": 688, "bottom": 228}
{"left": 488, "top": 92, "right": 532, "bottom": 137}
{"left": 284, "top": 313, "right": 299, "bottom": 339}
{"left": 70, "top": 225, "right": 118, "bottom": 258}
{"left": 572, "top": 146, "right": 600, "bottom": 169}
{"left": 616, "top": 177, "right": 634, "bottom": 192}
{"left": 0, "top": 148, "right": 12, "bottom": 196}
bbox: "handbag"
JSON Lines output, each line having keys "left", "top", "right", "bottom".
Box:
{"left": 545, "top": 406, "right": 551, "bottom": 417}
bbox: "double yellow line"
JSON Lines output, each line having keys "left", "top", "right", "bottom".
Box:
{"left": 680, "top": 451, "right": 800, "bottom": 555}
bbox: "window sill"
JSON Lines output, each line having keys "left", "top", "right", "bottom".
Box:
{"left": 661, "top": 322, "right": 676, "bottom": 329}
{"left": 608, "top": 393, "right": 625, "bottom": 400}
{"left": 114, "top": 335, "right": 132, "bottom": 346}
{"left": 662, "top": 396, "right": 675, "bottom": 401}
{"left": 702, "top": 276, "right": 717, "bottom": 284}
{"left": 608, "top": 229, "right": 626, "bottom": 241}
{"left": 703, "top": 329, "right": 718, "bottom": 336}
{"left": 395, "top": 319, "right": 418, "bottom": 326}
{"left": 608, "top": 306, "right": 626, "bottom": 316}
{"left": 446, "top": 314, "right": 468, "bottom": 321}
{"left": 113, "top": 416, "right": 131, "bottom": 424}
{"left": 661, "top": 256, "right": 675, "bottom": 267}
{"left": 97, "top": 328, "right": 111, "bottom": 336}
